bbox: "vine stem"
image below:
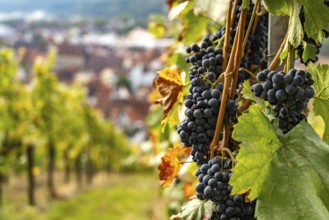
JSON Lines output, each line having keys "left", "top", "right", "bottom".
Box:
{"left": 239, "top": 67, "right": 257, "bottom": 80}
{"left": 238, "top": 99, "right": 252, "bottom": 113}
{"left": 285, "top": 43, "right": 294, "bottom": 73}
{"left": 223, "top": 0, "right": 233, "bottom": 70}
{"left": 268, "top": 32, "right": 288, "bottom": 70}
{"left": 220, "top": 148, "right": 237, "bottom": 167}
{"left": 210, "top": 4, "right": 248, "bottom": 158}
{"left": 221, "top": 125, "right": 230, "bottom": 157}
{"left": 251, "top": 1, "right": 262, "bottom": 35}
{"left": 230, "top": 0, "right": 239, "bottom": 25}
{"left": 229, "top": 8, "right": 247, "bottom": 99}
{"left": 242, "top": 0, "right": 260, "bottom": 54}
{"left": 210, "top": 69, "right": 232, "bottom": 158}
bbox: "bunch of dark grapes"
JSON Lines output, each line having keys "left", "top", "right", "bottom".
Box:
{"left": 177, "top": 69, "right": 238, "bottom": 165}
{"left": 246, "top": 13, "right": 268, "bottom": 70}
{"left": 212, "top": 2, "right": 268, "bottom": 80}
{"left": 178, "top": 0, "right": 271, "bottom": 165}
{"left": 252, "top": 69, "right": 314, "bottom": 133}
{"left": 179, "top": 22, "right": 240, "bottom": 166}
{"left": 195, "top": 157, "right": 256, "bottom": 220}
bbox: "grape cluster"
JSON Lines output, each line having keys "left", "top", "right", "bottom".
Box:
{"left": 212, "top": 2, "right": 268, "bottom": 80}
{"left": 246, "top": 13, "right": 268, "bottom": 70}
{"left": 231, "top": 1, "right": 268, "bottom": 72}
{"left": 179, "top": 20, "right": 242, "bottom": 165}
{"left": 195, "top": 157, "right": 256, "bottom": 220}
{"left": 177, "top": 78, "right": 238, "bottom": 165}
{"left": 212, "top": 26, "right": 249, "bottom": 84}
{"left": 252, "top": 69, "right": 315, "bottom": 133}
{"left": 179, "top": 0, "right": 270, "bottom": 165}
{"left": 185, "top": 40, "right": 224, "bottom": 81}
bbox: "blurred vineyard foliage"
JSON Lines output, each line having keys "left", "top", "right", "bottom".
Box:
{"left": 0, "top": 48, "right": 131, "bottom": 208}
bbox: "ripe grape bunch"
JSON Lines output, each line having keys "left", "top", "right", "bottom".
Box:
{"left": 252, "top": 69, "right": 315, "bottom": 133}
{"left": 177, "top": 0, "right": 269, "bottom": 166}
{"left": 195, "top": 157, "right": 256, "bottom": 220}
{"left": 212, "top": 2, "right": 268, "bottom": 77}
{"left": 177, "top": 54, "right": 238, "bottom": 165}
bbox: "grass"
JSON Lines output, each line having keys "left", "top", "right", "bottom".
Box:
{"left": 0, "top": 172, "right": 166, "bottom": 220}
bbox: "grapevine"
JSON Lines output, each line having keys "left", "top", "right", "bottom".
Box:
{"left": 154, "top": 0, "right": 329, "bottom": 219}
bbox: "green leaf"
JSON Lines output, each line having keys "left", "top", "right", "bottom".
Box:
{"left": 173, "top": 199, "right": 214, "bottom": 220}
{"left": 287, "top": 0, "right": 304, "bottom": 47}
{"left": 256, "top": 122, "right": 329, "bottom": 220}
{"left": 180, "top": 9, "right": 209, "bottom": 45}
{"left": 301, "top": 40, "right": 318, "bottom": 63}
{"left": 168, "top": 1, "right": 189, "bottom": 20}
{"left": 231, "top": 105, "right": 329, "bottom": 220}
{"left": 194, "top": 0, "right": 229, "bottom": 24}
{"left": 308, "top": 63, "right": 329, "bottom": 144}
{"left": 299, "top": 0, "right": 329, "bottom": 42}
{"left": 281, "top": 0, "right": 303, "bottom": 59}
{"left": 263, "top": 0, "right": 289, "bottom": 16}
{"left": 231, "top": 104, "right": 280, "bottom": 200}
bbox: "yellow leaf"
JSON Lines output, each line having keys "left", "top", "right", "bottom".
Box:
{"left": 153, "top": 68, "right": 184, "bottom": 129}
{"left": 158, "top": 143, "right": 188, "bottom": 187}
{"left": 157, "top": 67, "right": 183, "bottom": 86}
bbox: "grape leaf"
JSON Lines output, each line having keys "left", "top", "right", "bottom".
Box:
{"left": 280, "top": 0, "right": 303, "bottom": 60}
{"left": 153, "top": 68, "right": 184, "bottom": 129}
{"left": 301, "top": 40, "right": 318, "bottom": 63}
{"left": 264, "top": 0, "right": 329, "bottom": 42}
{"left": 231, "top": 104, "right": 280, "bottom": 200}
{"left": 171, "top": 199, "right": 214, "bottom": 220}
{"left": 168, "top": 1, "right": 189, "bottom": 20}
{"left": 299, "top": 0, "right": 329, "bottom": 42}
{"left": 194, "top": 0, "right": 229, "bottom": 24}
{"left": 158, "top": 143, "right": 188, "bottom": 187}
{"left": 158, "top": 67, "right": 183, "bottom": 86}
{"left": 280, "top": 0, "right": 329, "bottom": 60}
{"left": 231, "top": 105, "right": 329, "bottom": 220}
{"left": 256, "top": 122, "right": 329, "bottom": 220}
{"left": 308, "top": 63, "right": 329, "bottom": 144}
{"left": 180, "top": 9, "right": 209, "bottom": 45}
{"left": 287, "top": 0, "right": 303, "bottom": 47}
{"left": 263, "top": 0, "right": 289, "bottom": 16}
